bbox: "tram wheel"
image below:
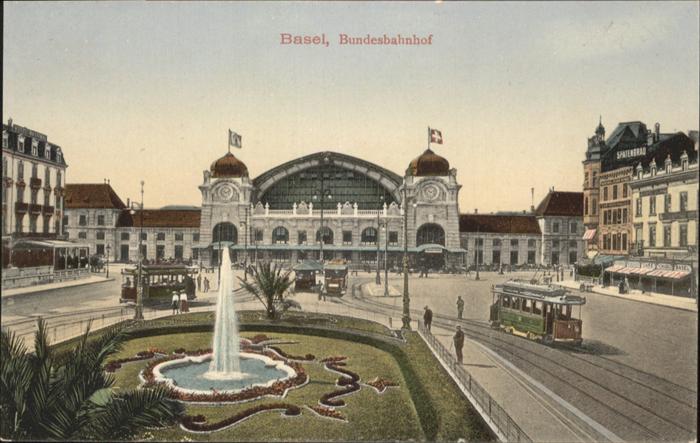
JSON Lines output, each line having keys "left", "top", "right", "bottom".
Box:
{"left": 542, "top": 335, "right": 554, "bottom": 346}
{"left": 573, "top": 339, "right": 583, "bottom": 347}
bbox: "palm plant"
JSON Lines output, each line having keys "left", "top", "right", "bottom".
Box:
{"left": 0, "top": 318, "right": 184, "bottom": 441}
{"left": 239, "top": 261, "right": 295, "bottom": 320}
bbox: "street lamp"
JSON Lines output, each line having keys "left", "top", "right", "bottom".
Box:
{"left": 241, "top": 214, "right": 248, "bottom": 281}
{"left": 105, "top": 244, "right": 111, "bottom": 279}
{"left": 376, "top": 196, "right": 385, "bottom": 285}
{"left": 132, "top": 180, "right": 145, "bottom": 321}
{"left": 402, "top": 187, "right": 414, "bottom": 330}
{"left": 313, "top": 155, "right": 332, "bottom": 264}
{"left": 312, "top": 191, "right": 332, "bottom": 263}
{"left": 383, "top": 223, "right": 389, "bottom": 296}
{"left": 475, "top": 225, "right": 481, "bottom": 281}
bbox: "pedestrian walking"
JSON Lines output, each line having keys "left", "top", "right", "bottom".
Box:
{"left": 203, "top": 277, "right": 209, "bottom": 293}
{"left": 179, "top": 291, "right": 189, "bottom": 313}
{"left": 457, "top": 295, "right": 465, "bottom": 319}
{"left": 318, "top": 281, "right": 326, "bottom": 301}
{"left": 197, "top": 273, "right": 201, "bottom": 292}
{"left": 423, "top": 306, "right": 433, "bottom": 331}
{"left": 171, "top": 291, "right": 180, "bottom": 315}
{"left": 453, "top": 326, "right": 465, "bottom": 364}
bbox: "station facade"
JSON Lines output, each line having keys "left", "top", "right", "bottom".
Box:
{"left": 197, "top": 149, "right": 465, "bottom": 268}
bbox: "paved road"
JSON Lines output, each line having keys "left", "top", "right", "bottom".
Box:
{"left": 351, "top": 272, "right": 697, "bottom": 441}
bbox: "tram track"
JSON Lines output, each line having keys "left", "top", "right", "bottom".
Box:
{"left": 345, "top": 280, "right": 697, "bottom": 441}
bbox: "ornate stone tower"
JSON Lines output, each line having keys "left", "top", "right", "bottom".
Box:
{"left": 403, "top": 148, "right": 462, "bottom": 266}
{"left": 582, "top": 117, "right": 606, "bottom": 253}
{"left": 199, "top": 151, "right": 253, "bottom": 266}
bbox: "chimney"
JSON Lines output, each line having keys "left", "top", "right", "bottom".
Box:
{"left": 474, "top": 208, "right": 478, "bottom": 214}
{"left": 654, "top": 122, "right": 660, "bottom": 141}
{"left": 7, "top": 118, "right": 12, "bottom": 127}
{"left": 530, "top": 187, "right": 535, "bottom": 212}
{"left": 647, "top": 129, "right": 654, "bottom": 145}
{"left": 127, "top": 198, "right": 130, "bottom": 208}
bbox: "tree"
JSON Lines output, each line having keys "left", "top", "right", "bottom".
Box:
{"left": 239, "top": 261, "right": 295, "bottom": 320}
{"left": 0, "top": 319, "right": 184, "bottom": 441}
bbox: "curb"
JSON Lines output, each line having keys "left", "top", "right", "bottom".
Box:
{"left": 557, "top": 283, "right": 697, "bottom": 313}
{"left": 1, "top": 277, "right": 116, "bottom": 300}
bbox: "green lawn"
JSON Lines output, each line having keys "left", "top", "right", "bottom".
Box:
{"left": 58, "top": 311, "right": 492, "bottom": 441}
{"left": 110, "top": 332, "right": 424, "bottom": 441}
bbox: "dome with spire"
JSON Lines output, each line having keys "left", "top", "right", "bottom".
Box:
{"left": 406, "top": 148, "right": 450, "bottom": 176}
{"left": 210, "top": 152, "right": 249, "bottom": 178}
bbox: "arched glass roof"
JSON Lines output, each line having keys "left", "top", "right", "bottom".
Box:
{"left": 257, "top": 163, "right": 397, "bottom": 210}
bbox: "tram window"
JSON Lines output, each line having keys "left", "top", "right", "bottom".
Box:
{"left": 532, "top": 301, "right": 542, "bottom": 315}
{"left": 562, "top": 305, "right": 571, "bottom": 320}
{"left": 522, "top": 300, "right": 531, "bottom": 313}
{"left": 513, "top": 297, "right": 521, "bottom": 311}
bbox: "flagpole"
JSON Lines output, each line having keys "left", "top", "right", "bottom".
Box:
{"left": 228, "top": 129, "right": 232, "bottom": 153}
{"left": 427, "top": 126, "right": 431, "bottom": 150}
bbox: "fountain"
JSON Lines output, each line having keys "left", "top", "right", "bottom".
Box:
{"left": 206, "top": 247, "right": 241, "bottom": 377}
{"left": 149, "top": 248, "right": 297, "bottom": 396}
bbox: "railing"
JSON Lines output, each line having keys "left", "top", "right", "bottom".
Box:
{"left": 2, "top": 306, "right": 168, "bottom": 348}
{"left": 417, "top": 320, "right": 531, "bottom": 443}
{"left": 1, "top": 267, "right": 91, "bottom": 289}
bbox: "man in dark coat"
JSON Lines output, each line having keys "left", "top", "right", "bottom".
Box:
{"left": 453, "top": 326, "right": 465, "bottom": 364}
{"left": 456, "top": 296, "right": 465, "bottom": 319}
{"left": 423, "top": 306, "right": 433, "bottom": 331}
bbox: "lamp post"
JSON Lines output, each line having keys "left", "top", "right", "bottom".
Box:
{"left": 313, "top": 160, "right": 332, "bottom": 264}
{"left": 134, "top": 180, "right": 145, "bottom": 321}
{"left": 383, "top": 223, "right": 389, "bottom": 296}
{"left": 402, "top": 187, "right": 411, "bottom": 330}
{"left": 376, "top": 195, "right": 384, "bottom": 285}
{"left": 217, "top": 222, "right": 223, "bottom": 286}
{"left": 105, "top": 244, "right": 111, "bottom": 279}
{"left": 475, "top": 225, "right": 481, "bottom": 281}
{"left": 241, "top": 212, "right": 248, "bottom": 281}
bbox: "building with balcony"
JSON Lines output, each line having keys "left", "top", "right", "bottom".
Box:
{"left": 581, "top": 119, "right": 697, "bottom": 256}
{"left": 2, "top": 118, "right": 67, "bottom": 241}
{"left": 630, "top": 150, "right": 697, "bottom": 259}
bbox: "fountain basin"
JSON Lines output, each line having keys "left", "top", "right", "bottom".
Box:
{"left": 152, "top": 352, "right": 297, "bottom": 395}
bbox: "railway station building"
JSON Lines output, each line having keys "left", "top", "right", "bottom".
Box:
{"left": 64, "top": 147, "right": 469, "bottom": 269}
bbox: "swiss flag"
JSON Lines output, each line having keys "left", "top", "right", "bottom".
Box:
{"left": 430, "top": 128, "right": 443, "bottom": 144}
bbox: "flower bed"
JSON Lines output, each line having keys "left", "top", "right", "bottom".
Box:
{"left": 268, "top": 346, "right": 315, "bottom": 361}
{"left": 307, "top": 405, "right": 345, "bottom": 421}
{"left": 319, "top": 357, "right": 361, "bottom": 407}
{"left": 320, "top": 356, "right": 347, "bottom": 363}
{"left": 180, "top": 403, "right": 301, "bottom": 432}
{"left": 366, "top": 376, "right": 398, "bottom": 393}
{"left": 104, "top": 351, "right": 160, "bottom": 373}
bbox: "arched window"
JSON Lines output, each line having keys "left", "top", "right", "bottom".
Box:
{"left": 361, "top": 227, "right": 378, "bottom": 245}
{"left": 316, "top": 227, "right": 334, "bottom": 245}
{"left": 416, "top": 223, "right": 445, "bottom": 246}
{"left": 272, "top": 226, "right": 289, "bottom": 244}
{"left": 212, "top": 222, "right": 237, "bottom": 244}
{"left": 584, "top": 197, "right": 588, "bottom": 215}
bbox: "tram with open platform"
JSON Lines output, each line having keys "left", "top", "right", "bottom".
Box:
{"left": 489, "top": 280, "right": 586, "bottom": 346}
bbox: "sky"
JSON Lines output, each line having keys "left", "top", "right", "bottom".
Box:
{"left": 3, "top": 1, "right": 699, "bottom": 212}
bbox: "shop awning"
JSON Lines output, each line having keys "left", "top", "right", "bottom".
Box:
{"left": 646, "top": 269, "right": 690, "bottom": 280}
{"left": 582, "top": 229, "right": 596, "bottom": 241}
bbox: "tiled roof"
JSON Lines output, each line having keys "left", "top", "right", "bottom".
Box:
{"left": 117, "top": 209, "right": 201, "bottom": 228}
{"left": 535, "top": 191, "right": 583, "bottom": 217}
{"left": 65, "top": 184, "right": 126, "bottom": 209}
{"left": 459, "top": 214, "right": 541, "bottom": 235}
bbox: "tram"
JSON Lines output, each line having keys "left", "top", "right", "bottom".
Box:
{"left": 120, "top": 264, "right": 198, "bottom": 304}
{"left": 324, "top": 261, "right": 348, "bottom": 296}
{"left": 489, "top": 280, "right": 586, "bottom": 346}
